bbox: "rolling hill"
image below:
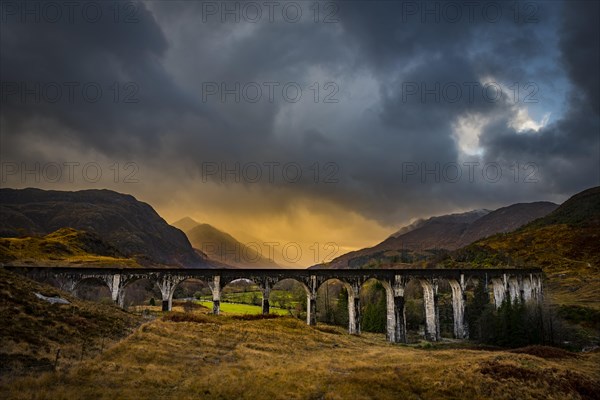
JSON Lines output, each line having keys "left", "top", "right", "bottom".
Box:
{"left": 441, "top": 186, "right": 600, "bottom": 308}
{"left": 0, "top": 188, "right": 211, "bottom": 268}
{"left": 315, "top": 202, "right": 558, "bottom": 269}
{"left": 172, "top": 218, "right": 279, "bottom": 268}
{"left": 0, "top": 227, "right": 141, "bottom": 268}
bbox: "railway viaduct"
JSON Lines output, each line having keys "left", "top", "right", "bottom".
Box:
{"left": 6, "top": 267, "right": 543, "bottom": 343}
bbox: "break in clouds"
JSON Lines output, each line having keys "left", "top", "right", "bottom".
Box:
{"left": 1, "top": 0, "right": 598, "bottom": 236}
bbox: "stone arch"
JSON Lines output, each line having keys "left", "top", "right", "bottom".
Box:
{"left": 221, "top": 277, "right": 261, "bottom": 291}
{"left": 170, "top": 276, "right": 213, "bottom": 311}
{"left": 73, "top": 276, "right": 112, "bottom": 302}
{"left": 316, "top": 278, "right": 357, "bottom": 301}
{"left": 357, "top": 277, "right": 396, "bottom": 342}
{"left": 270, "top": 277, "right": 310, "bottom": 294}
{"left": 316, "top": 278, "right": 358, "bottom": 334}
{"left": 269, "top": 278, "right": 310, "bottom": 317}
{"left": 118, "top": 275, "right": 163, "bottom": 309}
{"left": 399, "top": 277, "right": 426, "bottom": 339}
{"left": 220, "top": 277, "right": 264, "bottom": 313}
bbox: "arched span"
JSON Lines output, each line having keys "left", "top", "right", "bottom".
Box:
{"left": 220, "top": 277, "right": 264, "bottom": 313}
{"left": 118, "top": 276, "right": 164, "bottom": 309}
{"left": 171, "top": 277, "right": 213, "bottom": 298}
{"left": 220, "top": 277, "right": 260, "bottom": 291}
{"left": 72, "top": 276, "right": 112, "bottom": 302}
{"left": 316, "top": 278, "right": 356, "bottom": 298}
{"left": 269, "top": 278, "right": 310, "bottom": 318}
{"left": 270, "top": 278, "right": 310, "bottom": 296}
{"left": 73, "top": 276, "right": 110, "bottom": 292}
{"left": 358, "top": 277, "right": 397, "bottom": 342}
{"left": 317, "top": 278, "right": 358, "bottom": 334}
{"left": 170, "top": 277, "right": 214, "bottom": 312}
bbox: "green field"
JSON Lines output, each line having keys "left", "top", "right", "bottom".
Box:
{"left": 198, "top": 301, "right": 290, "bottom": 315}
{"left": 198, "top": 289, "right": 301, "bottom": 308}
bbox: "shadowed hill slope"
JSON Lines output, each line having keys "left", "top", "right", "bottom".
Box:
{"left": 456, "top": 202, "right": 558, "bottom": 247}
{"left": 0, "top": 188, "right": 211, "bottom": 268}
{"left": 442, "top": 187, "right": 600, "bottom": 308}
{"left": 315, "top": 202, "right": 557, "bottom": 269}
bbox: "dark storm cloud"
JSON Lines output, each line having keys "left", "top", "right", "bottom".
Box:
{"left": 480, "top": 0, "right": 600, "bottom": 197}
{"left": 559, "top": 0, "right": 600, "bottom": 112}
{"left": 1, "top": 0, "right": 598, "bottom": 227}
{"left": 0, "top": 1, "right": 197, "bottom": 153}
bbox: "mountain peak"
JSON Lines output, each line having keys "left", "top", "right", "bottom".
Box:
{"left": 0, "top": 188, "right": 211, "bottom": 268}
{"left": 316, "top": 200, "right": 559, "bottom": 269}
{"left": 172, "top": 217, "right": 201, "bottom": 233}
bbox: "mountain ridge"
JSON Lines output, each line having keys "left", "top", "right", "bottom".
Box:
{"left": 0, "top": 188, "right": 212, "bottom": 268}
{"left": 172, "top": 217, "right": 280, "bottom": 269}
{"left": 440, "top": 186, "right": 600, "bottom": 308}
{"left": 313, "top": 201, "right": 558, "bottom": 269}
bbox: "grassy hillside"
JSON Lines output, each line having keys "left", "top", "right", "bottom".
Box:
{"left": 0, "top": 268, "right": 141, "bottom": 374}
{"left": 0, "top": 188, "right": 209, "bottom": 268}
{"left": 315, "top": 202, "right": 557, "bottom": 270}
{"left": 441, "top": 187, "right": 600, "bottom": 309}
{"left": 528, "top": 187, "right": 600, "bottom": 228}
{"left": 0, "top": 228, "right": 141, "bottom": 268}
{"left": 447, "top": 224, "right": 600, "bottom": 308}
{"left": 2, "top": 308, "right": 598, "bottom": 399}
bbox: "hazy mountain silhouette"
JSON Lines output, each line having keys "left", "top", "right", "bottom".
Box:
{"left": 172, "top": 217, "right": 279, "bottom": 269}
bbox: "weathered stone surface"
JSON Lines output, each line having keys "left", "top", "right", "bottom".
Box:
{"left": 448, "top": 275, "right": 468, "bottom": 339}
{"left": 420, "top": 278, "right": 441, "bottom": 341}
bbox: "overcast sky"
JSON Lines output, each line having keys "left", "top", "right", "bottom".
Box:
{"left": 1, "top": 0, "right": 598, "bottom": 266}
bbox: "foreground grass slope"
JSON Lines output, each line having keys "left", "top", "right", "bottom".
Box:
{"left": 2, "top": 308, "right": 599, "bottom": 400}
{"left": 0, "top": 228, "right": 141, "bottom": 268}
{"left": 0, "top": 268, "right": 141, "bottom": 374}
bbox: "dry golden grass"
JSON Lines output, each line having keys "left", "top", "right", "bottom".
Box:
{"left": 483, "top": 224, "right": 600, "bottom": 310}
{"left": 454, "top": 223, "right": 600, "bottom": 310}
{"left": 0, "top": 229, "right": 140, "bottom": 268}
{"left": 0, "top": 268, "right": 142, "bottom": 375}
{"left": 2, "top": 308, "right": 599, "bottom": 400}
